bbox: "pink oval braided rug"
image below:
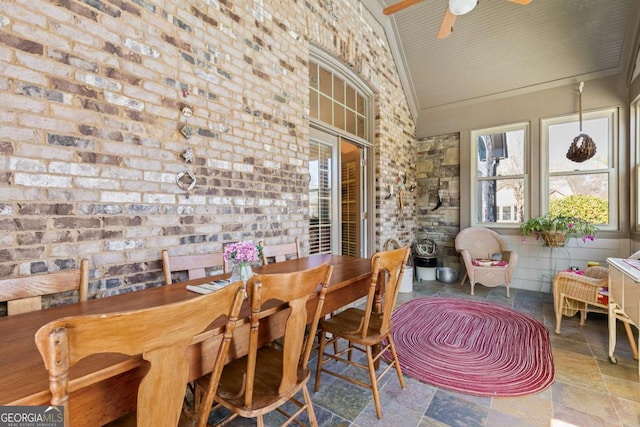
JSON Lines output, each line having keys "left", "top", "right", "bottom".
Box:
{"left": 390, "top": 297, "right": 554, "bottom": 396}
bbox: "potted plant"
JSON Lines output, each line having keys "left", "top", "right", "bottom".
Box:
{"left": 519, "top": 213, "right": 598, "bottom": 247}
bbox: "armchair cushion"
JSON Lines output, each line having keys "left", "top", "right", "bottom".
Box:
{"left": 471, "top": 259, "right": 508, "bottom": 267}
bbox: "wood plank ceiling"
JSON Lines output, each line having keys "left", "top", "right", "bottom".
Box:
{"left": 366, "top": 0, "right": 640, "bottom": 116}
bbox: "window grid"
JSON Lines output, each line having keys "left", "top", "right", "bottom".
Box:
{"left": 309, "top": 60, "right": 367, "bottom": 140}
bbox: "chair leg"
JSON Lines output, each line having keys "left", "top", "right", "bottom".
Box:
{"left": 314, "top": 330, "right": 327, "bottom": 392}
{"left": 579, "top": 306, "right": 587, "bottom": 326}
{"left": 387, "top": 335, "right": 406, "bottom": 389}
{"left": 470, "top": 282, "right": 475, "bottom": 296}
{"left": 302, "top": 385, "right": 318, "bottom": 427}
{"left": 505, "top": 283, "right": 510, "bottom": 298}
{"left": 622, "top": 321, "right": 639, "bottom": 360}
{"left": 554, "top": 294, "right": 563, "bottom": 334}
{"left": 365, "top": 345, "right": 382, "bottom": 419}
{"left": 257, "top": 415, "right": 264, "bottom": 427}
{"left": 459, "top": 272, "right": 468, "bottom": 286}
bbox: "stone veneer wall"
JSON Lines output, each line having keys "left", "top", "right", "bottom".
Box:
{"left": 416, "top": 133, "right": 460, "bottom": 271}
{"left": 0, "top": 0, "right": 416, "bottom": 306}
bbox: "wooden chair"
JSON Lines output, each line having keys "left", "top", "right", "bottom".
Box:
{"left": 0, "top": 259, "right": 89, "bottom": 316}
{"left": 162, "top": 249, "right": 227, "bottom": 285}
{"left": 194, "top": 263, "right": 333, "bottom": 427}
{"left": 455, "top": 227, "right": 517, "bottom": 297}
{"left": 35, "top": 280, "right": 245, "bottom": 427}
{"left": 259, "top": 238, "right": 300, "bottom": 265}
{"left": 314, "top": 246, "right": 410, "bottom": 419}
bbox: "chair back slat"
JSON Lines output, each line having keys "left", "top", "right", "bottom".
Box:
{"left": 162, "top": 250, "right": 226, "bottom": 284}
{"left": 35, "top": 281, "right": 245, "bottom": 427}
{"left": 0, "top": 259, "right": 89, "bottom": 315}
{"left": 259, "top": 238, "right": 300, "bottom": 265}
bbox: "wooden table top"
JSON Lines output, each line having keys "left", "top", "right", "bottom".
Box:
{"left": 0, "top": 254, "right": 371, "bottom": 406}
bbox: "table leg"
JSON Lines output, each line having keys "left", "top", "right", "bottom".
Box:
{"left": 608, "top": 302, "right": 618, "bottom": 364}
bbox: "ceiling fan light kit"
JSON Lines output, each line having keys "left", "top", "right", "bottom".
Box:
{"left": 383, "top": 0, "right": 532, "bottom": 39}
{"left": 449, "top": 0, "right": 478, "bottom": 15}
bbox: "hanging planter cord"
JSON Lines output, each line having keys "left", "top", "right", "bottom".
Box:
{"left": 566, "top": 82, "right": 596, "bottom": 163}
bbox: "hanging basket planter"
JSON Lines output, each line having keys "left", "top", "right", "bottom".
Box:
{"left": 566, "top": 133, "right": 597, "bottom": 162}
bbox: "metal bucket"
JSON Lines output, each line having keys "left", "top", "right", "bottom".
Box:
{"left": 436, "top": 267, "right": 458, "bottom": 284}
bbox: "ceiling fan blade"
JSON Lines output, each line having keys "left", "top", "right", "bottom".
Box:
{"left": 437, "top": 7, "right": 456, "bottom": 39}
{"left": 507, "top": 0, "right": 532, "bottom": 4}
{"left": 383, "top": 0, "right": 425, "bottom": 15}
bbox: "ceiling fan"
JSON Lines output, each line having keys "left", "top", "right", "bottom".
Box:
{"left": 383, "top": 0, "right": 532, "bottom": 39}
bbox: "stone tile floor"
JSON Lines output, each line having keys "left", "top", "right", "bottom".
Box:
{"left": 210, "top": 279, "right": 640, "bottom": 427}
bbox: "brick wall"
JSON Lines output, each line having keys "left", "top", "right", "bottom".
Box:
{"left": 0, "top": 0, "right": 416, "bottom": 305}
{"left": 416, "top": 133, "right": 460, "bottom": 271}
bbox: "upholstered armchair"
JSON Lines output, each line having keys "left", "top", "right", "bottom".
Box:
{"left": 455, "top": 227, "right": 518, "bottom": 297}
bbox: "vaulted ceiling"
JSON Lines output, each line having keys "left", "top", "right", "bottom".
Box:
{"left": 364, "top": 0, "right": 640, "bottom": 118}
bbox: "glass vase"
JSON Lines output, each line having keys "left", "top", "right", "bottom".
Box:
{"left": 231, "top": 262, "right": 253, "bottom": 285}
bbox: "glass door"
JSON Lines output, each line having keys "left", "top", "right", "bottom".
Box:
{"left": 309, "top": 127, "right": 368, "bottom": 256}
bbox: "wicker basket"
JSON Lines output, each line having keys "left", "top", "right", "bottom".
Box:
{"left": 566, "top": 134, "right": 596, "bottom": 162}
{"left": 541, "top": 231, "right": 567, "bottom": 247}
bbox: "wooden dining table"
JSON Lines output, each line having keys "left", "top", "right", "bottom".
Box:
{"left": 0, "top": 254, "right": 371, "bottom": 426}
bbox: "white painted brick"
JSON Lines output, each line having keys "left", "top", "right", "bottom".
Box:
{"left": 0, "top": 63, "right": 47, "bottom": 86}
{"left": 3, "top": 3, "right": 45, "bottom": 27}
{"left": 104, "top": 91, "right": 144, "bottom": 111}
{"left": 101, "top": 167, "right": 143, "bottom": 181}
{"left": 19, "top": 113, "right": 76, "bottom": 133}
{"left": 143, "top": 171, "right": 175, "bottom": 183}
{"left": 49, "top": 161, "right": 101, "bottom": 176}
{"left": 233, "top": 162, "right": 253, "bottom": 172}
{"left": 122, "top": 180, "right": 159, "bottom": 192}
{"left": 3, "top": 94, "right": 47, "bottom": 114}
{"left": 105, "top": 239, "right": 144, "bottom": 251}
{"left": 51, "top": 105, "right": 102, "bottom": 124}
{"left": 0, "top": 187, "right": 48, "bottom": 201}
{"left": 144, "top": 193, "right": 176, "bottom": 204}
{"left": 77, "top": 72, "right": 122, "bottom": 91}
{"left": 123, "top": 85, "right": 162, "bottom": 105}
{"left": 17, "top": 0, "right": 71, "bottom": 22}
{"left": 178, "top": 194, "right": 206, "bottom": 204}
{"left": 72, "top": 45, "right": 119, "bottom": 68}
{"left": 144, "top": 103, "right": 178, "bottom": 119}
{"left": 52, "top": 241, "right": 103, "bottom": 257}
{"left": 12, "top": 22, "right": 71, "bottom": 50}
{"left": 101, "top": 141, "right": 145, "bottom": 158}
{"left": 125, "top": 226, "right": 165, "bottom": 238}
{"left": 49, "top": 188, "right": 101, "bottom": 202}
{"left": 14, "top": 172, "right": 72, "bottom": 187}
{"left": 73, "top": 177, "right": 120, "bottom": 190}
{"left": 92, "top": 252, "right": 126, "bottom": 266}
{"left": 9, "top": 157, "right": 46, "bottom": 172}
{"left": 208, "top": 159, "right": 232, "bottom": 169}
{"left": 101, "top": 191, "right": 141, "bottom": 203}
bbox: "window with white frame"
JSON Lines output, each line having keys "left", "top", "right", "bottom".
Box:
{"left": 471, "top": 123, "right": 528, "bottom": 226}
{"left": 542, "top": 108, "right": 616, "bottom": 229}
